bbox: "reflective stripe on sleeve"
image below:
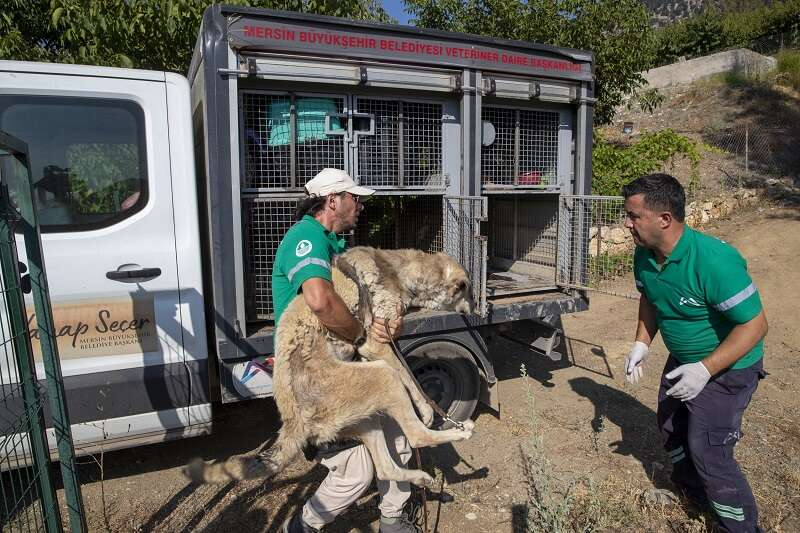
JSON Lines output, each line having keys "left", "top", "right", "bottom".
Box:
{"left": 287, "top": 257, "right": 331, "bottom": 282}
{"left": 713, "top": 283, "right": 757, "bottom": 312}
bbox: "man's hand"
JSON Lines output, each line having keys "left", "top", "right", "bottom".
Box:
{"left": 371, "top": 315, "right": 403, "bottom": 344}
{"left": 624, "top": 341, "right": 650, "bottom": 383}
{"left": 665, "top": 362, "right": 711, "bottom": 401}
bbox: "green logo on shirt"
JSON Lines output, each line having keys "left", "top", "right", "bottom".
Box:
{"left": 296, "top": 240, "right": 313, "bottom": 257}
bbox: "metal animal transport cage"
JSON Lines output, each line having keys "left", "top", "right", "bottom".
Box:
{"left": 242, "top": 194, "right": 490, "bottom": 320}
{"left": 557, "top": 195, "right": 637, "bottom": 299}
{"left": 481, "top": 107, "right": 561, "bottom": 188}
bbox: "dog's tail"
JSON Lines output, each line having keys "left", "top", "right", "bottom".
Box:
{"left": 184, "top": 429, "right": 304, "bottom": 484}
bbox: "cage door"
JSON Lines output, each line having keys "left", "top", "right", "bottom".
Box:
{"left": 443, "top": 196, "right": 488, "bottom": 316}
{"left": 556, "top": 195, "right": 637, "bottom": 299}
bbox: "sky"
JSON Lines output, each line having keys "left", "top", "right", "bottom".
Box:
{"left": 382, "top": 0, "right": 413, "bottom": 25}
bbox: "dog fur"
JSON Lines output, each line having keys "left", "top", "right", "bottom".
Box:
{"left": 185, "top": 247, "right": 475, "bottom": 487}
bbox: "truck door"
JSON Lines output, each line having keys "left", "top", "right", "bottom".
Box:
{"left": 0, "top": 67, "right": 190, "bottom": 451}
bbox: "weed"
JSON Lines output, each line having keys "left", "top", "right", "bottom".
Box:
{"left": 587, "top": 251, "right": 633, "bottom": 287}
{"left": 776, "top": 49, "right": 800, "bottom": 91}
{"left": 519, "top": 363, "right": 575, "bottom": 532}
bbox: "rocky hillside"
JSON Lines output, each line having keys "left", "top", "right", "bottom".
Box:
{"left": 644, "top": 0, "right": 773, "bottom": 25}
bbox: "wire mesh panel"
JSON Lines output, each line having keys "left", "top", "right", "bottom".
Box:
{"left": 356, "top": 99, "right": 399, "bottom": 188}
{"left": 0, "top": 132, "right": 85, "bottom": 531}
{"left": 481, "top": 106, "right": 560, "bottom": 187}
{"left": 243, "top": 197, "right": 298, "bottom": 321}
{"left": 557, "top": 195, "right": 637, "bottom": 299}
{"left": 0, "top": 220, "right": 54, "bottom": 531}
{"left": 295, "top": 96, "right": 346, "bottom": 187}
{"left": 242, "top": 93, "right": 291, "bottom": 189}
{"left": 481, "top": 107, "right": 515, "bottom": 186}
{"left": 443, "top": 197, "right": 487, "bottom": 316}
{"left": 241, "top": 92, "right": 345, "bottom": 189}
{"left": 518, "top": 109, "right": 559, "bottom": 186}
{"left": 705, "top": 123, "right": 798, "bottom": 187}
{"left": 355, "top": 99, "right": 444, "bottom": 189}
{"left": 402, "top": 102, "right": 443, "bottom": 188}
{"left": 352, "top": 196, "right": 443, "bottom": 252}
{"left": 488, "top": 197, "right": 558, "bottom": 268}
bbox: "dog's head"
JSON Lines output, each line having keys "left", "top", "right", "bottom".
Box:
{"left": 437, "top": 254, "right": 474, "bottom": 315}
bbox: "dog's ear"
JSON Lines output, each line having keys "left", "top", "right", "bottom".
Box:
{"left": 449, "top": 277, "right": 468, "bottom": 297}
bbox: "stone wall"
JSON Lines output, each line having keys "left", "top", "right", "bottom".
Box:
{"left": 643, "top": 49, "right": 777, "bottom": 89}
{"left": 589, "top": 189, "right": 761, "bottom": 256}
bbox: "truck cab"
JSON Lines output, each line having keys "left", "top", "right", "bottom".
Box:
{"left": 0, "top": 62, "right": 211, "bottom": 454}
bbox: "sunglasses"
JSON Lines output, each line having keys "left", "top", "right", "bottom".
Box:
{"left": 341, "top": 192, "right": 360, "bottom": 204}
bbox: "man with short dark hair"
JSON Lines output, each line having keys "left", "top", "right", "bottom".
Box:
{"left": 273, "top": 168, "right": 420, "bottom": 533}
{"left": 622, "top": 173, "right": 768, "bottom": 532}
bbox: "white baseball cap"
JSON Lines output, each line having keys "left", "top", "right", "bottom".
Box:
{"left": 304, "top": 168, "right": 375, "bottom": 197}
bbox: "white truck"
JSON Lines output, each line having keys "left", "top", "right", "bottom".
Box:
{"left": 0, "top": 4, "right": 595, "bottom": 456}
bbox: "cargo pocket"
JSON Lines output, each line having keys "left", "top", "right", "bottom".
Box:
{"left": 709, "top": 428, "right": 741, "bottom": 447}
{"left": 706, "top": 428, "right": 741, "bottom": 470}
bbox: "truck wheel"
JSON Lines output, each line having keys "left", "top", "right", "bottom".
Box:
{"left": 406, "top": 341, "right": 480, "bottom": 430}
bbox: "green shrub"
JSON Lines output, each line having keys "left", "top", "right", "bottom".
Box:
{"left": 592, "top": 129, "right": 704, "bottom": 196}
{"left": 776, "top": 49, "right": 800, "bottom": 90}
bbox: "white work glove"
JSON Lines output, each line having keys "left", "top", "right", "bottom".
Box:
{"left": 665, "top": 362, "right": 711, "bottom": 401}
{"left": 624, "top": 341, "right": 650, "bottom": 383}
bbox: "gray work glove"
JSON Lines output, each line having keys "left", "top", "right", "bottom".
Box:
{"left": 665, "top": 362, "right": 711, "bottom": 401}
{"left": 624, "top": 341, "right": 650, "bottom": 383}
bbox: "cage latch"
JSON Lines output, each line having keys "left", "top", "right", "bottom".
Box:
{"left": 478, "top": 219, "right": 489, "bottom": 240}
{"left": 482, "top": 77, "right": 496, "bottom": 96}
{"left": 247, "top": 57, "right": 257, "bottom": 77}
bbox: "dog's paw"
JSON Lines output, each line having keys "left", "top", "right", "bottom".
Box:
{"left": 411, "top": 471, "right": 436, "bottom": 488}
{"left": 457, "top": 419, "right": 475, "bottom": 439}
{"left": 183, "top": 457, "right": 207, "bottom": 484}
{"left": 419, "top": 404, "right": 435, "bottom": 428}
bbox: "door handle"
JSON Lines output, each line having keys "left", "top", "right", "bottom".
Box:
{"left": 106, "top": 267, "right": 161, "bottom": 281}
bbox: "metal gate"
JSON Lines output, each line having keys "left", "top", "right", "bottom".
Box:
{"left": 0, "top": 132, "right": 86, "bottom": 532}
{"left": 557, "top": 195, "right": 637, "bottom": 299}
{"left": 444, "top": 197, "right": 488, "bottom": 316}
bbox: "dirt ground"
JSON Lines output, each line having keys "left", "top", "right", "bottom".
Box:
{"left": 59, "top": 203, "right": 799, "bottom": 532}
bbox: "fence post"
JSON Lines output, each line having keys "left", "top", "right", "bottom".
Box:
{"left": 4, "top": 134, "right": 87, "bottom": 532}
{"left": 0, "top": 182, "right": 63, "bottom": 532}
{"left": 745, "top": 127, "right": 749, "bottom": 173}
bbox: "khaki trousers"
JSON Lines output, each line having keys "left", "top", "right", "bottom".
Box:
{"left": 302, "top": 416, "right": 412, "bottom": 529}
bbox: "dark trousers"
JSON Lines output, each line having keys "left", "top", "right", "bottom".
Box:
{"left": 657, "top": 356, "right": 765, "bottom": 533}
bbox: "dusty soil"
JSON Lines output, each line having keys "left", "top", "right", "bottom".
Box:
{"left": 59, "top": 203, "right": 800, "bottom": 532}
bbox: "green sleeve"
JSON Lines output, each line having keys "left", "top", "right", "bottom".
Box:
{"left": 702, "top": 245, "right": 762, "bottom": 324}
{"left": 281, "top": 230, "right": 334, "bottom": 296}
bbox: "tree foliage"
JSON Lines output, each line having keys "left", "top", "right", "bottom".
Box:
{"left": 404, "top": 0, "right": 655, "bottom": 124}
{"left": 653, "top": 0, "right": 800, "bottom": 65}
{"left": 1, "top": 0, "right": 390, "bottom": 72}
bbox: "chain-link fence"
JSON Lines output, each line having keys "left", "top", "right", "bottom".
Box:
{"left": 0, "top": 131, "right": 86, "bottom": 532}
{"left": 705, "top": 122, "right": 798, "bottom": 189}
{"left": 557, "top": 195, "right": 637, "bottom": 299}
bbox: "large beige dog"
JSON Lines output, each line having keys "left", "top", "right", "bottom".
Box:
{"left": 186, "top": 247, "right": 476, "bottom": 487}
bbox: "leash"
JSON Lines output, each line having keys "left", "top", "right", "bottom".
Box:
{"left": 384, "top": 322, "right": 464, "bottom": 533}
{"left": 414, "top": 448, "right": 428, "bottom": 533}
{"left": 385, "top": 324, "right": 466, "bottom": 431}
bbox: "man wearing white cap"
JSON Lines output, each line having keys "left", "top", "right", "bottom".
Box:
{"left": 273, "top": 169, "right": 420, "bottom": 533}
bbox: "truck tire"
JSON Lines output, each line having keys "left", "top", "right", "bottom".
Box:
{"left": 406, "top": 340, "right": 481, "bottom": 430}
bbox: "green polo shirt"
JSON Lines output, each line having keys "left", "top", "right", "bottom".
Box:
{"left": 271, "top": 215, "right": 347, "bottom": 325}
{"left": 633, "top": 226, "right": 763, "bottom": 369}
